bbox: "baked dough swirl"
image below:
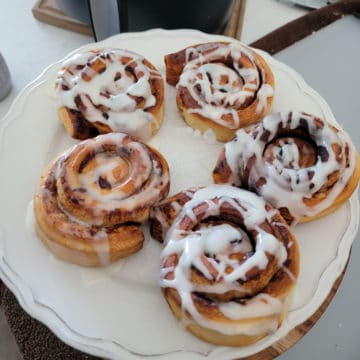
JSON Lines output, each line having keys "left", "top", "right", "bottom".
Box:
{"left": 159, "top": 185, "right": 299, "bottom": 346}
{"left": 34, "top": 133, "right": 170, "bottom": 266}
{"left": 150, "top": 188, "right": 197, "bottom": 242}
{"left": 56, "top": 48, "right": 164, "bottom": 141}
{"left": 165, "top": 42, "right": 275, "bottom": 141}
{"left": 213, "top": 111, "right": 360, "bottom": 224}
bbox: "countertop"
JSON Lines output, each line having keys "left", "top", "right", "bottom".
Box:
{"left": 2, "top": 1, "right": 355, "bottom": 359}
{"left": 0, "top": 0, "right": 306, "bottom": 120}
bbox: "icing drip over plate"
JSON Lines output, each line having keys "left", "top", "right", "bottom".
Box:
{"left": 0, "top": 29, "right": 358, "bottom": 359}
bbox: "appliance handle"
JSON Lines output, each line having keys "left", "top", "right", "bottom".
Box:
{"left": 88, "top": 0, "right": 128, "bottom": 42}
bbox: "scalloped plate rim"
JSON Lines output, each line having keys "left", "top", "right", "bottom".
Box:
{"left": 0, "top": 28, "right": 358, "bottom": 360}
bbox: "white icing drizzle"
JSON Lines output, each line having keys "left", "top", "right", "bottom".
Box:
{"left": 170, "top": 201, "right": 183, "bottom": 214}
{"left": 55, "top": 194, "right": 109, "bottom": 243}
{"left": 160, "top": 185, "right": 290, "bottom": 336}
{"left": 56, "top": 48, "right": 163, "bottom": 140}
{"left": 219, "top": 293, "right": 283, "bottom": 320}
{"left": 282, "top": 265, "right": 297, "bottom": 284}
{"left": 177, "top": 43, "right": 274, "bottom": 129}
{"left": 270, "top": 138, "right": 301, "bottom": 170}
{"left": 256, "top": 84, "right": 274, "bottom": 114}
{"left": 39, "top": 160, "right": 111, "bottom": 245}
{"left": 223, "top": 111, "right": 357, "bottom": 222}
{"left": 151, "top": 199, "right": 185, "bottom": 241}
{"left": 60, "top": 133, "right": 169, "bottom": 225}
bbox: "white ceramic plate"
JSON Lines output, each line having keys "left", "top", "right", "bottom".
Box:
{"left": 0, "top": 29, "right": 358, "bottom": 360}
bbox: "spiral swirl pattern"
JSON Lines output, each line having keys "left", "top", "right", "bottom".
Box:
{"left": 165, "top": 42, "right": 275, "bottom": 141}
{"left": 34, "top": 133, "right": 170, "bottom": 266}
{"left": 213, "top": 111, "right": 360, "bottom": 224}
{"left": 159, "top": 185, "right": 299, "bottom": 346}
{"left": 56, "top": 48, "right": 164, "bottom": 140}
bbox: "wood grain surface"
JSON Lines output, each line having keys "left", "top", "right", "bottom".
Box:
{"left": 244, "top": 262, "right": 348, "bottom": 360}
{"left": 32, "top": 0, "right": 93, "bottom": 36}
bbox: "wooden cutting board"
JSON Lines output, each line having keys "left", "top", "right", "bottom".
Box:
{"left": 244, "top": 266, "right": 347, "bottom": 359}
{"left": 32, "top": 0, "right": 93, "bottom": 36}
{"left": 32, "top": 0, "right": 247, "bottom": 39}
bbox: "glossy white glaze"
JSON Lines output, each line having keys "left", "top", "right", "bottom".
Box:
{"left": 177, "top": 43, "right": 273, "bottom": 129}
{"left": 160, "top": 185, "right": 289, "bottom": 336}
{"left": 56, "top": 48, "right": 163, "bottom": 140}
{"left": 223, "top": 111, "right": 356, "bottom": 222}
{"left": 60, "top": 133, "right": 169, "bottom": 225}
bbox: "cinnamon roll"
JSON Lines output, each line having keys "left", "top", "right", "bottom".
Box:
{"left": 165, "top": 42, "right": 275, "bottom": 141}
{"left": 213, "top": 111, "right": 360, "bottom": 224}
{"left": 56, "top": 48, "right": 164, "bottom": 141}
{"left": 150, "top": 188, "right": 196, "bottom": 242}
{"left": 160, "top": 185, "right": 299, "bottom": 346}
{"left": 34, "top": 133, "right": 170, "bottom": 266}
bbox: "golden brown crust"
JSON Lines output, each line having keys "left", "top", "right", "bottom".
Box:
{"left": 213, "top": 111, "right": 360, "bottom": 224}
{"left": 164, "top": 49, "right": 187, "bottom": 86}
{"left": 165, "top": 42, "right": 275, "bottom": 142}
{"left": 56, "top": 136, "right": 170, "bottom": 227}
{"left": 150, "top": 189, "right": 196, "bottom": 242}
{"left": 164, "top": 289, "right": 269, "bottom": 347}
{"left": 160, "top": 187, "right": 300, "bottom": 346}
{"left": 58, "top": 107, "right": 97, "bottom": 140}
{"left": 212, "top": 147, "right": 234, "bottom": 184}
{"left": 176, "top": 98, "right": 238, "bottom": 142}
{"left": 33, "top": 159, "right": 145, "bottom": 267}
{"left": 33, "top": 133, "right": 170, "bottom": 267}
{"left": 299, "top": 151, "right": 360, "bottom": 223}
{"left": 56, "top": 49, "right": 164, "bottom": 141}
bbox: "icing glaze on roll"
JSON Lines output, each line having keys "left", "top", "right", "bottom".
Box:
{"left": 57, "top": 133, "right": 170, "bottom": 226}
{"left": 159, "top": 185, "right": 299, "bottom": 344}
{"left": 56, "top": 48, "right": 164, "bottom": 140}
{"left": 150, "top": 188, "right": 197, "bottom": 242}
{"left": 179, "top": 44, "right": 273, "bottom": 128}
{"left": 213, "top": 111, "right": 360, "bottom": 224}
{"left": 33, "top": 133, "right": 170, "bottom": 267}
{"left": 165, "top": 42, "right": 275, "bottom": 142}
